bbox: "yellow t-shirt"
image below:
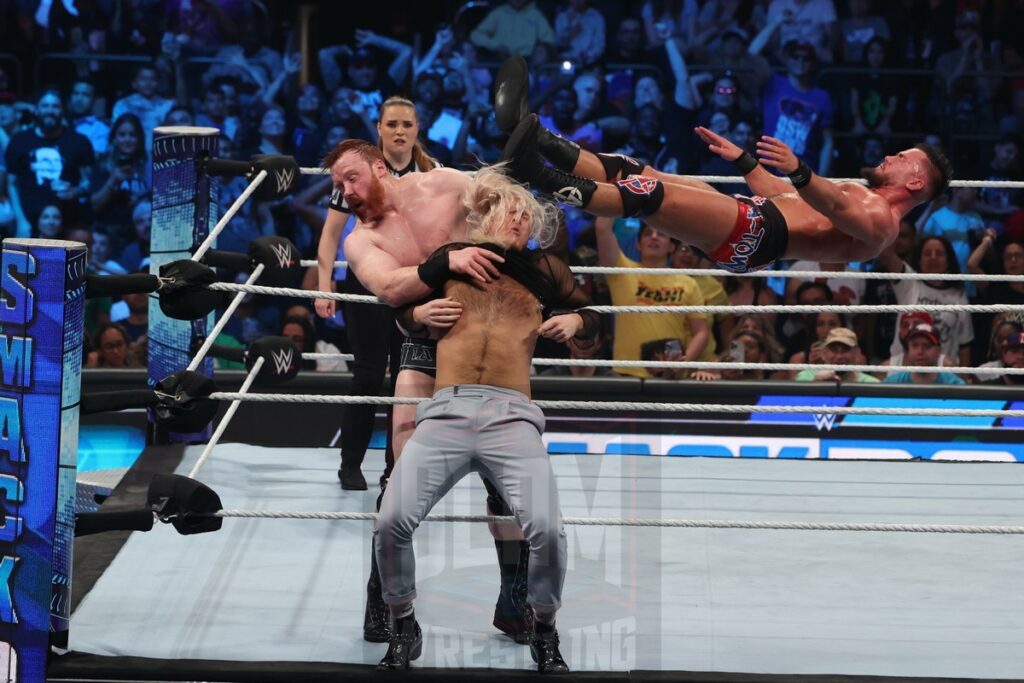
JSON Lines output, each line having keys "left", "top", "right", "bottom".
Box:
{"left": 692, "top": 274, "right": 728, "bottom": 362}
{"left": 606, "top": 252, "right": 707, "bottom": 378}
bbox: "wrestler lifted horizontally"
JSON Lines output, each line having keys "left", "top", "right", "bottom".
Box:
{"left": 492, "top": 58, "right": 952, "bottom": 273}
{"left": 375, "top": 168, "right": 599, "bottom": 673}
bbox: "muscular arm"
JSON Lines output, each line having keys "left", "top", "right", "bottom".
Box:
{"left": 743, "top": 165, "right": 796, "bottom": 198}
{"left": 757, "top": 136, "right": 891, "bottom": 246}
{"left": 345, "top": 230, "right": 433, "bottom": 306}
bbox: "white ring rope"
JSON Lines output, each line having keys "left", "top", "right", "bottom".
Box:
{"left": 210, "top": 509, "right": 1024, "bottom": 534}
{"left": 203, "top": 283, "right": 1024, "bottom": 315}
{"left": 207, "top": 392, "right": 1024, "bottom": 417}
{"left": 298, "top": 166, "right": 1024, "bottom": 189}
{"left": 192, "top": 170, "right": 268, "bottom": 263}
{"left": 295, "top": 260, "right": 1024, "bottom": 284}
{"left": 188, "top": 356, "right": 264, "bottom": 480}
{"left": 299, "top": 352, "right": 1024, "bottom": 377}
{"left": 188, "top": 264, "right": 266, "bottom": 372}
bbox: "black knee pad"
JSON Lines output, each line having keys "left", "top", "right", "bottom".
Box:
{"left": 597, "top": 153, "right": 645, "bottom": 181}
{"left": 482, "top": 476, "right": 513, "bottom": 516}
{"left": 615, "top": 176, "right": 665, "bottom": 218}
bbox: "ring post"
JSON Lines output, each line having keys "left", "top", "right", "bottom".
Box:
{"left": 0, "top": 238, "right": 86, "bottom": 682}
{"left": 149, "top": 126, "right": 221, "bottom": 442}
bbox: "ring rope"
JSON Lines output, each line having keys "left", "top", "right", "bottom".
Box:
{"left": 201, "top": 283, "right": 1024, "bottom": 315}
{"left": 188, "top": 264, "right": 265, "bottom": 371}
{"left": 188, "top": 356, "right": 264, "bottom": 480}
{"left": 299, "top": 352, "right": 1024, "bottom": 377}
{"left": 296, "top": 166, "right": 1024, "bottom": 189}
{"left": 210, "top": 509, "right": 1024, "bottom": 534}
{"left": 207, "top": 392, "right": 1024, "bottom": 417}
{"left": 295, "top": 260, "right": 1024, "bottom": 283}
{"left": 192, "top": 169, "right": 268, "bottom": 263}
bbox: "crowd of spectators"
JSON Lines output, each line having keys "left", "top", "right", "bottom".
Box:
{"left": 1, "top": 0, "right": 1022, "bottom": 385}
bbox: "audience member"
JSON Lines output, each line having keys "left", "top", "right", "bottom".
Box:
{"left": 555, "top": 0, "right": 606, "bottom": 66}
{"left": 4, "top": 90, "right": 94, "bottom": 235}
{"left": 90, "top": 113, "right": 151, "bottom": 242}
{"left": 68, "top": 79, "right": 110, "bottom": 155}
{"left": 470, "top": 0, "right": 555, "bottom": 60}
{"left": 595, "top": 216, "right": 709, "bottom": 379}
{"left": 849, "top": 37, "right": 900, "bottom": 134}
{"left": 975, "top": 317, "right": 1024, "bottom": 382}
{"left": 980, "top": 332, "right": 1024, "bottom": 386}
{"left": 921, "top": 187, "right": 983, "bottom": 274}
{"left": 111, "top": 64, "right": 176, "bottom": 148}
{"left": 882, "top": 323, "right": 966, "bottom": 385}
{"left": 110, "top": 289, "right": 148, "bottom": 342}
{"left": 878, "top": 236, "right": 974, "bottom": 367}
{"left": 794, "top": 327, "right": 878, "bottom": 382}
{"left": 763, "top": 0, "right": 837, "bottom": 62}
{"left": 838, "top": 0, "right": 890, "bottom": 64}
{"left": 85, "top": 323, "right": 136, "bottom": 368}
{"left": 757, "top": 40, "right": 835, "bottom": 174}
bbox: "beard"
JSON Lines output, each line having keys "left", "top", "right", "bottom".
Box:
{"left": 860, "top": 166, "right": 885, "bottom": 188}
{"left": 350, "top": 174, "right": 387, "bottom": 222}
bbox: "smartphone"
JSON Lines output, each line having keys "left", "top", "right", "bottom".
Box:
{"left": 729, "top": 340, "right": 744, "bottom": 362}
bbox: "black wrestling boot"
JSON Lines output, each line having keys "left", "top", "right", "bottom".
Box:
{"left": 364, "top": 477, "right": 391, "bottom": 642}
{"left": 536, "top": 125, "right": 582, "bottom": 173}
{"left": 530, "top": 620, "right": 569, "bottom": 675}
{"left": 377, "top": 613, "right": 422, "bottom": 671}
{"left": 494, "top": 56, "right": 530, "bottom": 133}
{"left": 492, "top": 540, "right": 533, "bottom": 643}
{"left": 363, "top": 544, "right": 391, "bottom": 642}
{"left": 338, "top": 465, "right": 367, "bottom": 491}
{"left": 501, "top": 115, "right": 597, "bottom": 209}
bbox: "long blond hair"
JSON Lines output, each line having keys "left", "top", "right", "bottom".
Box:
{"left": 462, "top": 166, "right": 560, "bottom": 249}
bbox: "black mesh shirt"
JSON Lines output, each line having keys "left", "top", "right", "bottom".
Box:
{"left": 399, "top": 242, "right": 601, "bottom": 341}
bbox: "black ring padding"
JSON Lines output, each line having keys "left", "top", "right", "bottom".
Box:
{"left": 202, "top": 156, "right": 251, "bottom": 178}
{"left": 75, "top": 509, "right": 154, "bottom": 537}
{"left": 199, "top": 248, "right": 251, "bottom": 272}
{"left": 80, "top": 390, "right": 160, "bottom": 415}
{"left": 85, "top": 272, "right": 160, "bottom": 299}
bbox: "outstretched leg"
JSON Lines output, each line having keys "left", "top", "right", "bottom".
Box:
{"left": 502, "top": 115, "right": 739, "bottom": 255}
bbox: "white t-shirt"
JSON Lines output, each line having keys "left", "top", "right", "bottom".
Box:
{"left": 787, "top": 260, "right": 865, "bottom": 307}
{"left": 889, "top": 264, "right": 973, "bottom": 359}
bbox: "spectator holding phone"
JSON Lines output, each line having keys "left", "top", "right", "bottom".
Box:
{"left": 90, "top": 113, "right": 150, "bottom": 247}
{"left": 794, "top": 327, "right": 879, "bottom": 382}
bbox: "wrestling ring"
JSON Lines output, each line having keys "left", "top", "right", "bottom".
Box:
{"left": 7, "top": 127, "right": 1023, "bottom": 682}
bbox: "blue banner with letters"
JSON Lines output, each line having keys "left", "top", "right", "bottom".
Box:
{"left": 0, "top": 238, "right": 85, "bottom": 683}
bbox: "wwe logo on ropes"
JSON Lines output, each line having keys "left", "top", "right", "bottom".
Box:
{"left": 274, "top": 167, "right": 295, "bottom": 195}
{"left": 270, "top": 347, "right": 294, "bottom": 375}
{"left": 269, "top": 242, "right": 295, "bottom": 269}
{"left": 812, "top": 413, "right": 837, "bottom": 431}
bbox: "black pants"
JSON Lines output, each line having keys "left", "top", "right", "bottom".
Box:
{"left": 340, "top": 270, "right": 403, "bottom": 473}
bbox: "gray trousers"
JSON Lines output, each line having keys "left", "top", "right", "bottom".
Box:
{"left": 375, "top": 384, "right": 567, "bottom": 613}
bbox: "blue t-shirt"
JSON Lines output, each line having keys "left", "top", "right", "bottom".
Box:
{"left": 883, "top": 370, "right": 965, "bottom": 385}
{"left": 762, "top": 73, "right": 833, "bottom": 171}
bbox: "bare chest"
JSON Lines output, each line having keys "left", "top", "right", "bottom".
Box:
{"left": 369, "top": 194, "right": 468, "bottom": 266}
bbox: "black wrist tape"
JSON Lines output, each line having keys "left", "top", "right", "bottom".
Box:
{"left": 788, "top": 162, "right": 813, "bottom": 189}
{"left": 733, "top": 151, "right": 759, "bottom": 175}
{"left": 417, "top": 250, "right": 452, "bottom": 289}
